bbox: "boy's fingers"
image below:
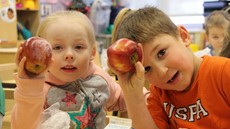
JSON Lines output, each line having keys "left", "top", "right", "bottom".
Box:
{"left": 137, "top": 43, "right": 144, "bottom": 63}
{"left": 135, "top": 61, "right": 145, "bottom": 78}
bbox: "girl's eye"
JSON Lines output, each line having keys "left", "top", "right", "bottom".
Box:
{"left": 212, "top": 36, "right": 218, "bottom": 39}
{"left": 157, "top": 49, "right": 166, "bottom": 58}
{"left": 75, "top": 45, "right": 83, "bottom": 50}
{"left": 53, "top": 45, "right": 62, "bottom": 50}
{"left": 145, "top": 66, "right": 151, "bottom": 73}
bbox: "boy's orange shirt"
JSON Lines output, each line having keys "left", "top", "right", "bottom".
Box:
{"left": 147, "top": 56, "right": 230, "bottom": 129}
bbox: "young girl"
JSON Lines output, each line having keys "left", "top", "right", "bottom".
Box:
{"left": 109, "top": 6, "right": 230, "bottom": 129}
{"left": 11, "top": 11, "right": 126, "bottom": 129}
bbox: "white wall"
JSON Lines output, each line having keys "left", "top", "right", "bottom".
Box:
{"left": 120, "top": 0, "right": 158, "bottom": 9}
{"left": 120, "top": 0, "right": 205, "bottom": 31}
{"left": 157, "top": 0, "right": 204, "bottom": 16}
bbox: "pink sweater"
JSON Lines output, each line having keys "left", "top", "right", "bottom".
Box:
{"left": 11, "top": 62, "right": 126, "bottom": 129}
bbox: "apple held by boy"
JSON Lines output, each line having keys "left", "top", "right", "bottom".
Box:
{"left": 19, "top": 37, "right": 52, "bottom": 76}
{"left": 107, "top": 38, "right": 142, "bottom": 73}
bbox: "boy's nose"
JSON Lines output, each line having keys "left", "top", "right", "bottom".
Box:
{"left": 156, "top": 63, "right": 168, "bottom": 76}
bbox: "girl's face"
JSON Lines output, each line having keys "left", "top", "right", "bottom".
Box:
{"left": 143, "top": 32, "right": 201, "bottom": 91}
{"left": 207, "top": 26, "right": 225, "bottom": 55}
{"left": 43, "top": 19, "right": 95, "bottom": 82}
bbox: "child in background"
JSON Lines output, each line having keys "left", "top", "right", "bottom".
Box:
{"left": 109, "top": 6, "right": 230, "bottom": 129}
{"left": 11, "top": 11, "right": 126, "bottom": 129}
{"left": 195, "top": 10, "right": 229, "bottom": 57}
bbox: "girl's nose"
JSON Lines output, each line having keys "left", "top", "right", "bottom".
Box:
{"left": 65, "top": 56, "right": 73, "bottom": 60}
{"left": 64, "top": 49, "right": 74, "bottom": 61}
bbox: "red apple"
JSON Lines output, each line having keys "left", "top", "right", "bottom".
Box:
{"left": 107, "top": 38, "right": 142, "bottom": 73}
{"left": 19, "top": 37, "right": 52, "bottom": 76}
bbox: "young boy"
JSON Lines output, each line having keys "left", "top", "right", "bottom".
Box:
{"left": 109, "top": 6, "right": 230, "bottom": 129}
{"left": 195, "top": 10, "right": 229, "bottom": 57}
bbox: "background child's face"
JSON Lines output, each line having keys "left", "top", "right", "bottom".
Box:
{"left": 207, "top": 26, "right": 225, "bottom": 55}
{"left": 43, "top": 19, "right": 95, "bottom": 82}
{"left": 7, "top": 9, "right": 14, "bottom": 19}
{"left": 143, "top": 34, "right": 196, "bottom": 91}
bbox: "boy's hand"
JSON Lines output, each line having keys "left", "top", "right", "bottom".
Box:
{"left": 108, "top": 60, "right": 145, "bottom": 97}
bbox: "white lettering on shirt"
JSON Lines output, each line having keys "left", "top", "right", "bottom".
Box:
{"left": 163, "top": 99, "right": 209, "bottom": 122}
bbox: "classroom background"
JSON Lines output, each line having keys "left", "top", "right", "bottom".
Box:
{"left": 0, "top": 0, "right": 229, "bottom": 128}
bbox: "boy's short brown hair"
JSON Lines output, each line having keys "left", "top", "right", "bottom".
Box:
{"left": 112, "top": 6, "right": 178, "bottom": 44}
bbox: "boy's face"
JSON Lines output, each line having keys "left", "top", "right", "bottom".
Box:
{"left": 43, "top": 19, "right": 95, "bottom": 82}
{"left": 207, "top": 26, "right": 225, "bottom": 55}
{"left": 143, "top": 32, "right": 198, "bottom": 91}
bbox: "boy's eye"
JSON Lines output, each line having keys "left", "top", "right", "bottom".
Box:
{"left": 145, "top": 66, "right": 151, "bottom": 73}
{"left": 212, "top": 36, "right": 218, "bottom": 38}
{"left": 158, "top": 49, "right": 166, "bottom": 58}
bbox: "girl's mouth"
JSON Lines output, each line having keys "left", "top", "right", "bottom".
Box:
{"left": 61, "top": 66, "right": 77, "bottom": 72}
{"left": 167, "top": 71, "right": 179, "bottom": 84}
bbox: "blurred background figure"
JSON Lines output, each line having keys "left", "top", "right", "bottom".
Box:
{"left": 195, "top": 10, "right": 229, "bottom": 57}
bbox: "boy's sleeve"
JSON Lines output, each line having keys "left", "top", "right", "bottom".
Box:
{"left": 11, "top": 74, "right": 45, "bottom": 129}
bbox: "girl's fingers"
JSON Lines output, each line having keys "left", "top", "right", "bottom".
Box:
{"left": 18, "top": 56, "right": 26, "bottom": 77}
{"left": 15, "top": 43, "right": 23, "bottom": 66}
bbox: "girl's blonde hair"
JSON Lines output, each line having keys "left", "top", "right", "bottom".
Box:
{"left": 220, "top": 25, "right": 230, "bottom": 58}
{"left": 205, "top": 10, "right": 229, "bottom": 35}
{"left": 112, "top": 6, "right": 178, "bottom": 44}
{"left": 37, "top": 11, "right": 96, "bottom": 46}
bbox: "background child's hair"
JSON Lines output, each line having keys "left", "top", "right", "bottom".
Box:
{"left": 112, "top": 6, "right": 178, "bottom": 44}
{"left": 220, "top": 25, "right": 230, "bottom": 58}
{"left": 205, "top": 10, "right": 229, "bottom": 35}
{"left": 37, "top": 11, "right": 96, "bottom": 46}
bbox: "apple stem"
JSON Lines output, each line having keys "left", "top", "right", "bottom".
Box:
{"left": 131, "top": 52, "right": 138, "bottom": 64}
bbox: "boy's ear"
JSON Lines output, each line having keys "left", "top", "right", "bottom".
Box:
{"left": 178, "top": 25, "right": 191, "bottom": 47}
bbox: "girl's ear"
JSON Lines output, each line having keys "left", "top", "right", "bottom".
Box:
{"left": 90, "top": 43, "right": 96, "bottom": 60}
{"left": 178, "top": 25, "right": 191, "bottom": 47}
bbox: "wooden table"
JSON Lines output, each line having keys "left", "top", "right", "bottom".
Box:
{"left": 0, "top": 48, "right": 17, "bottom": 64}
{"left": 2, "top": 80, "right": 16, "bottom": 89}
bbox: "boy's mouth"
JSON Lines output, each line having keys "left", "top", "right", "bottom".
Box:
{"left": 167, "top": 71, "right": 179, "bottom": 84}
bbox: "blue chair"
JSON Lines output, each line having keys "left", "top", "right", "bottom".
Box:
{"left": 0, "top": 81, "right": 5, "bottom": 129}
